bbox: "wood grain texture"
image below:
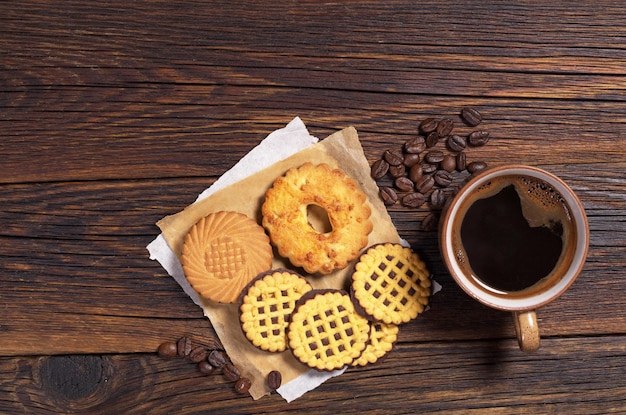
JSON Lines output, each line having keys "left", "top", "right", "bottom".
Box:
{"left": 1, "top": 0, "right": 625, "bottom": 413}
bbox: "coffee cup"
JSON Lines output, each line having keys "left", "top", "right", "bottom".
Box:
{"left": 439, "top": 165, "right": 589, "bottom": 352}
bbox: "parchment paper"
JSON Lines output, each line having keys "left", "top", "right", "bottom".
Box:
{"left": 148, "top": 118, "right": 402, "bottom": 401}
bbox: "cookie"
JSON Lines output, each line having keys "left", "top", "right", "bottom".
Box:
{"left": 287, "top": 289, "right": 370, "bottom": 371}
{"left": 351, "top": 243, "right": 431, "bottom": 324}
{"left": 239, "top": 269, "right": 313, "bottom": 353}
{"left": 262, "top": 162, "right": 373, "bottom": 275}
{"left": 181, "top": 211, "right": 273, "bottom": 304}
{"left": 351, "top": 321, "right": 399, "bottom": 367}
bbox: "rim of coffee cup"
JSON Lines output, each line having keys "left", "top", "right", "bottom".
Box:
{"left": 440, "top": 165, "right": 589, "bottom": 311}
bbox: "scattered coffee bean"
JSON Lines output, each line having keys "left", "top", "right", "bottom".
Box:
{"left": 421, "top": 212, "right": 439, "bottom": 231}
{"left": 425, "top": 150, "right": 445, "bottom": 164}
{"left": 430, "top": 189, "right": 447, "bottom": 209}
{"left": 372, "top": 109, "right": 492, "bottom": 229}
{"left": 389, "top": 163, "right": 406, "bottom": 178}
{"left": 405, "top": 136, "right": 426, "bottom": 154}
{"left": 383, "top": 149, "right": 404, "bottom": 165}
{"left": 208, "top": 350, "right": 227, "bottom": 368}
{"left": 447, "top": 135, "right": 466, "bottom": 153}
{"left": 267, "top": 370, "right": 282, "bottom": 391}
{"left": 222, "top": 363, "right": 241, "bottom": 382}
{"left": 467, "top": 161, "right": 488, "bottom": 174}
{"left": 401, "top": 192, "right": 426, "bottom": 208}
{"left": 403, "top": 153, "right": 420, "bottom": 168}
{"left": 235, "top": 377, "right": 252, "bottom": 394}
{"left": 468, "top": 130, "right": 490, "bottom": 146}
{"left": 408, "top": 164, "right": 423, "bottom": 183}
{"left": 433, "top": 170, "right": 453, "bottom": 187}
{"left": 456, "top": 152, "right": 467, "bottom": 171}
{"left": 461, "top": 107, "right": 482, "bottom": 127}
{"left": 440, "top": 154, "right": 456, "bottom": 172}
{"left": 425, "top": 132, "right": 439, "bottom": 148}
{"left": 415, "top": 175, "right": 435, "bottom": 194}
{"left": 420, "top": 162, "right": 437, "bottom": 175}
{"left": 198, "top": 360, "right": 216, "bottom": 375}
{"left": 380, "top": 187, "right": 399, "bottom": 206}
{"left": 189, "top": 346, "right": 208, "bottom": 363}
{"left": 436, "top": 118, "right": 454, "bottom": 137}
{"left": 419, "top": 117, "right": 438, "bottom": 134}
{"left": 177, "top": 336, "right": 193, "bottom": 357}
{"left": 370, "top": 159, "right": 389, "bottom": 179}
{"left": 157, "top": 341, "right": 178, "bottom": 359}
{"left": 394, "top": 176, "right": 414, "bottom": 192}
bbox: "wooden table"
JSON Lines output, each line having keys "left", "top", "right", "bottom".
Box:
{"left": 2, "top": 1, "right": 625, "bottom": 413}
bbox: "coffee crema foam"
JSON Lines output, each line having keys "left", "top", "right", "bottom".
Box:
{"left": 452, "top": 174, "right": 577, "bottom": 297}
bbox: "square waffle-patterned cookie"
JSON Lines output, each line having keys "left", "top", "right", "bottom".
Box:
{"left": 238, "top": 269, "right": 312, "bottom": 353}
{"left": 351, "top": 243, "right": 431, "bottom": 325}
{"left": 287, "top": 289, "right": 370, "bottom": 371}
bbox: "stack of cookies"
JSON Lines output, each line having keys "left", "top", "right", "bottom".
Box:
{"left": 180, "top": 163, "right": 432, "bottom": 373}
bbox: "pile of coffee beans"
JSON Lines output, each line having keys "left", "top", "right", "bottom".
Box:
{"left": 156, "top": 335, "right": 283, "bottom": 395}
{"left": 370, "top": 107, "right": 490, "bottom": 230}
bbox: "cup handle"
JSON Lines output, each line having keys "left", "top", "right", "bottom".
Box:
{"left": 512, "top": 310, "right": 540, "bottom": 353}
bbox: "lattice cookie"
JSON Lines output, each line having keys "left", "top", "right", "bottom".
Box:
{"left": 288, "top": 289, "right": 370, "bottom": 371}
{"left": 351, "top": 321, "right": 399, "bottom": 367}
{"left": 238, "top": 269, "right": 313, "bottom": 353}
{"left": 351, "top": 243, "right": 431, "bottom": 325}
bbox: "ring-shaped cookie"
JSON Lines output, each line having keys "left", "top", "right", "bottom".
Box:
{"left": 262, "top": 163, "right": 373, "bottom": 275}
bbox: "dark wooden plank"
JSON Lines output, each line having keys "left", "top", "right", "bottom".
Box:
{"left": 0, "top": 174, "right": 623, "bottom": 354}
{"left": 1, "top": 0, "right": 626, "bottom": 412}
{"left": 1, "top": 337, "right": 624, "bottom": 414}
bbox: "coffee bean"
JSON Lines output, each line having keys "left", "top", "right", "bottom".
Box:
{"left": 380, "top": 187, "right": 398, "bottom": 206}
{"left": 467, "top": 161, "right": 488, "bottom": 174}
{"left": 401, "top": 192, "right": 426, "bottom": 208}
{"left": 267, "top": 370, "right": 282, "bottom": 391}
{"left": 415, "top": 175, "right": 435, "bottom": 193}
{"left": 157, "top": 342, "right": 178, "bottom": 359}
{"left": 223, "top": 363, "right": 241, "bottom": 382}
{"left": 208, "top": 350, "right": 227, "bottom": 368}
{"left": 461, "top": 107, "right": 482, "bottom": 126}
{"left": 420, "top": 162, "right": 437, "bottom": 175}
{"left": 419, "top": 117, "right": 439, "bottom": 134}
{"left": 370, "top": 159, "right": 389, "bottom": 179}
{"left": 433, "top": 170, "right": 453, "bottom": 187}
{"left": 440, "top": 154, "right": 456, "bottom": 172}
{"left": 405, "top": 136, "right": 426, "bottom": 154}
{"left": 198, "top": 361, "right": 216, "bottom": 375}
{"left": 421, "top": 212, "right": 438, "bottom": 231}
{"left": 436, "top": 118, "right": 454, "bottom": 137}
{"left": 430, "top": 189, "right": 447, "bottom": 209}
{"left": 234, "top": 377, "right": 252, "bottom": 394}
{"left": 408, "top": 164, "right": 423, "bottom": 183}
{"left": 456, "top": 152, "right": 467, "bottom": 171}
{"left": 177, "top": 336, "right": 192, "bottom": 357}
{"left": 468, "top": 130, "right": 490, "bottom": 146}
{"left": 383, "top": 149, "right": 404, "bottom": 166}
{"left": 425, "top": 150, "right": 445, "bottom": 164}
{"left": 189, "top": 346, "right": 208, "bottom": 363}
{"left": 403, "top": 153, "right": 420, "bottom": 168}
{"left": 394, "top": 177, "right": 414, "bottom": 192}
{"left": 425, "top": 132, "right": 440, "bottom": 148}
{"left": 389, "top": 163, "right": 406, "bottom": 178}
{"left": 447, "top": 135, "right": 466, "bottom": 153}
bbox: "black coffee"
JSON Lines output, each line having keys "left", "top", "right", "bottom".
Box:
{"left": 457, "top": 176, "right": 573, "bottom": 293}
